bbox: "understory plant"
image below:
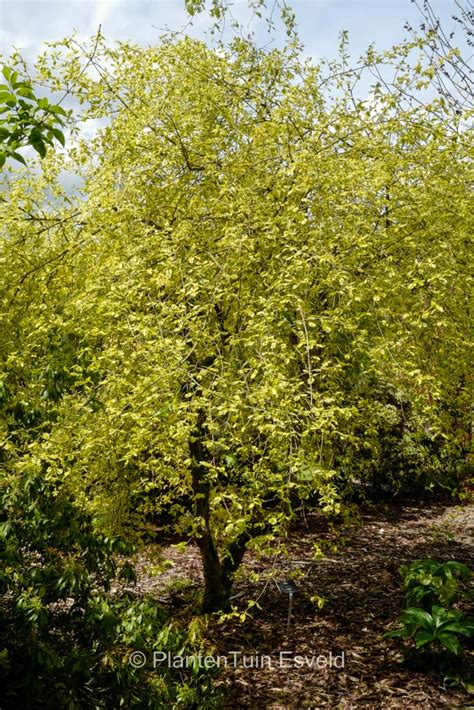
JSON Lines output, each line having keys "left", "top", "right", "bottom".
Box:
{"left": 0, "top": 468, "right": 218, "bottom": 709}
{"left": 385, "top": 605, "right": 473, "bottom": 656}
{"left": 384, "top": 559, "right": 473, "bottom": 669}
{"left": 400, "top": 559, "right": 472, "bottom": 609}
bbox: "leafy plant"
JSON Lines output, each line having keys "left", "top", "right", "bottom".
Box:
{"left": 0, "top": 65, "right": 68, "bottom": 167}
{"left": 400, "top": 559, "right": 472, "bottom": 609}
{"left": 385, "top": 605, "right": 474, "bottom": 656}
{"left": 2, "top": 28, "right": 472, "bottom": 613}
{"left": 0, "top": 468, "right": 218, "bottom": 708}
{"left": 385, "top": 559, "right": 473, "bottom": 669}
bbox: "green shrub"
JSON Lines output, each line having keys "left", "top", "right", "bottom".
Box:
{"left": 400, "top": 559, "right": 472, "bottom": 610}
{"left": 0, "top": 469, "right": 218, "bottom": 708}
{"left": 384, "top": 559, "right": 473, "bottom": 670}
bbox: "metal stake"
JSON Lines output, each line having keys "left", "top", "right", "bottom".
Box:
{"left": 287, "top": 590, "right": 294, "bottom": 628}
{"left": 276, "top": 579, "right": 298, "bottom": 629}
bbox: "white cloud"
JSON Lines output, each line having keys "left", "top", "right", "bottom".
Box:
{"left": 94, "top": 0, "right": 119, "bottom": 27}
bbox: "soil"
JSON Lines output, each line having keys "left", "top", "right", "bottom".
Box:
{"left": 133, "top": 498, "right": 473, "bottom": 709}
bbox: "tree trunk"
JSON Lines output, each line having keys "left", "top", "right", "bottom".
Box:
{"left": 198, "top": 529, "right": 250, "bottom": 612}
{"left": 189, "top": 408, "right": 231, "bottom": 612}
{"left": 197, "top": 532, "right": 230, "bottom": 612}
{"left": 189, "top": 405, "right": 253, "bottom": 611}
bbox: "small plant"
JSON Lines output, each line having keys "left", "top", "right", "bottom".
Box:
{"left": 384, "top": 559, "right": 473, "bottom": 672}
{"left": 400, "top": 559, "right": 471, "bottom": 609}
{"left": 429, "top": 522, "right": 455, "bottom": 544}
{"left": 385, "top": 605, "right": 474, "bottom": 655}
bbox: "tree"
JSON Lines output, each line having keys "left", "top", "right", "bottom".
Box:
{"left": 1, "top": 33, "right": 471, "bottom": 613}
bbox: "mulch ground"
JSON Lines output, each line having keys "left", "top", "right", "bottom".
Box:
{"left": 134, "top": 498, "right": 473, "bottom": 709}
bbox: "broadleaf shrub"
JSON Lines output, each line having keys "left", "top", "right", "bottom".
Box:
{"left": 400, "top": 559, "right": 472, "bottom": 610}
{"left": 0, "top": 468, "right": 218, "bottom": 708}
{"left": 384, "top": 559, "right": 473, "bottom": 669}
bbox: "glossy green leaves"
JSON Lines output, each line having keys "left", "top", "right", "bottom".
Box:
{"left": 0, "top": 65, "right": 68, "bottom": 167}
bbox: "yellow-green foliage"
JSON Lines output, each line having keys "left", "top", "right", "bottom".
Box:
{"left": 1, "top": 35, "right": 472, "bottom": 605}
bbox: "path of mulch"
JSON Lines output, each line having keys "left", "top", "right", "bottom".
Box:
{"left": 134, "top": 500, "right": 473, "bottom": 709}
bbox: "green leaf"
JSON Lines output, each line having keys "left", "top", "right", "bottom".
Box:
{"left": 16, "top": 87, "right": 36, "bottom": 100}
{"left": 444, "top": 561, "right": 471, "bottom": 579}
{"left": 48, "top": 126, "right": 65, "bottom": 147}
{"left": 414, "top": 629, "right": 434, "bottom": 648}
{"left": 402, "top": 608, "right": 433, "bottom": 629}
{"left": 47, "top": 104, "right": 68, "bottom": 117}
{"left": 29, "top": 135, "right": 47, "bottom": 158}
{"left": 0, "top": 92, "right": 17, "bottom": 105}
{"left": 441, "top": 621, "right": 474, "bottom": 637}
{"left": 438, "top": 633, "right": 461, "bottom": 655}
{"left": 11, "top": 151, "right": 27, "bottom": 166}
{"left": 430, "top": 605, "right": 448, "bottom": 624}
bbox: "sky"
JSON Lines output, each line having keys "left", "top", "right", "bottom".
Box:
{"left": 1, "top": 0, "right": 468, "bottom": 190}
{"left": 0, "top": 0, "right": 466, "bottom": 67}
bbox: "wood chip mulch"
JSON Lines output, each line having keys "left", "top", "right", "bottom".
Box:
{"left": 133, "top": 499, "right": 473, "bottom": 709}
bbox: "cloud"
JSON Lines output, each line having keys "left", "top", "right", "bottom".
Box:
{"left": 94, "top": 0, "right": 119, "bottom": 27}
{"left": 1, "top": 0, "right": 466, "bottom": 76}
